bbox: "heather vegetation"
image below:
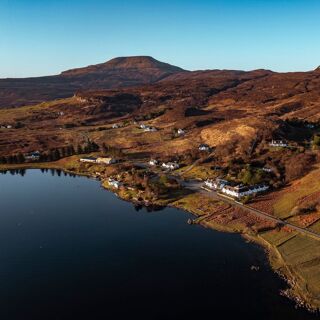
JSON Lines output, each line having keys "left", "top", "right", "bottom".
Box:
{"left": 2, "top": 57, "right": 320, "bottom": 310}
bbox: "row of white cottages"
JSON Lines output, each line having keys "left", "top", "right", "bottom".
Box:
{"left": 149, "top": 159, "right": 179, "bottom": 170}
{"left": 204, "top": 179, "right": 269, "bottom": 199}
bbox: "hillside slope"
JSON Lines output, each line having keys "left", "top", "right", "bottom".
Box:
{"left": 0, "top": 56, "right": 186, "bottom": 108}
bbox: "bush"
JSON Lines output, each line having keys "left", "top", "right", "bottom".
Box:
{"left": 312, "top": 135, "right": 320, "bottom": 148}
{"left": 241, "top": 195, "right": 252, "bottom": 204}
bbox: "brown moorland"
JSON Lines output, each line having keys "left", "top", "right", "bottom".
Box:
{"left": 2, "top": 57, "right": 320, "bottom": 309}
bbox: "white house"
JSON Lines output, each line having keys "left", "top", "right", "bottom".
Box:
{"left": 112, "top": 124, "right": 119, "bottom": 129}
{"left": 262, "top": 167, "right": 273, "bottom": 173}
{"left": 149, "top": 159, "right": 159, "bottom": 166}
{"left": 199, "top": 144, "right": 210, "bottom": 151}
{"left": 25, "top": 151, "right": 41, "bottom": 161}
{"left": 6, "top": 125, "right": 12, "bottom": 129}
{"left": 80, "top": 157, "right": 97, "bottom": 163}
{"left": 177, "top": 128, "right": 186, "bottom": 135}
{"left": 162, "top": 162, "right": 179, "bottom": 170}
{"left": 269, "top": 140, "right": 288, "bottom": 147}
{"left": 139, "top": 124, "right": 147, "bottom": 129}
{"left": 204, "top": 179, "right": 215, "bottom": 189}
{"left": 206, "top": 178, "right": 269, "bottom": 199}
{"left": 96, "top": 157, "right": 117, "bottom": 165}
{"left": 144, "top": 126, "right": 157, "bottom": 132}
{"left": 108, "top": 178, "right": 122, "bottom": 189}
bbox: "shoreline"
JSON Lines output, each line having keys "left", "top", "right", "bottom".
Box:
{"left": 0, "top": 162, "right": 319, "bottom": 313}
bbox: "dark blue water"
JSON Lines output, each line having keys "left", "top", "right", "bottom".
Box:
{"left": 0, "top": 169, "right": 317, "bottom": 320}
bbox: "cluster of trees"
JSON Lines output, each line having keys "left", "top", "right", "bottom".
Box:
{"left": 285, "top": 118, "right": 318, "bottom": 128}
{"left": 312, "top": 134, "right": 320, "bottom": 148}
{"left": 238, "top": 165, "right": 265, "bottom": 185}
{"left": 291, "top": 199, "right": 320, "bottom": 216}
{"left": 43, "top": 141, "right": 99, "bottom": 162}
{"left": 122, "top": 169, "right": 180, "bottom": 201}
{"left": 0, "top": 141, "right": 100, "bottom": 165}
{"left": 134, "top": 109, "right": 165, "bottom": 122}
{"left": 0, "top": 154, "right": 25, "bottom": 164}
{"left": 101, "top": 143, "right": 123, "bottom": 157}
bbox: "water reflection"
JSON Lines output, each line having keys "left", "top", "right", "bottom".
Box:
{"left": 0, "top": 169, "right": 318, "bottom": 320}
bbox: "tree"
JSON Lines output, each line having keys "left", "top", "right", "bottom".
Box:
{"left": 312, "top": 135, "right": 320, "bottom": 148}
{"left": 102, "top": 143, "right": 109, "bottom": 154}
{"left": 0, "top": 156, "right": 7, "bottom": 164}
{"left": 77, "top": 145, "right": 83, "bottom": 154}
{"left": 16, "top": 153, "right": 25, "bottom": 164}
{"left": 66, "top": 145, "right": 75, "bottom": 156}
{"left": 53, "top": 149, "right": 61, "bottom": 161}
{"left": 60, "top": 147, "right": 67, "bottom": 158}
{"left": 90, "top": 141, "right": 99, "bottom": 151}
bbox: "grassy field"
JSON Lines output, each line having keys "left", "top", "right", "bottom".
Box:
{"left": 178, "top": 164, "right": 217, "bottom": 180}
{"left": 0, "top": 98, "right": 74, "bottom": 122}
{"left": 276, "top": 233, "right": 320, "bottom": 306}
{"left": 273, "top": 165, "right": 320, "bottom": 219}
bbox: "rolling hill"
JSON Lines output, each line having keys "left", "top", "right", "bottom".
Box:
{"left": 0, "top": 56, "right": 186, "bottom": 108}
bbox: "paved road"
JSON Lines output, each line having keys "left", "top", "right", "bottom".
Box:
{"left": 181, "top": 179, "right": 320, "bottom": 241}
{"left": 130, "top": 161, "right": 320, "bottom": 241}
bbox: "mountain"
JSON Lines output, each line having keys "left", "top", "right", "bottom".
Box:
{"left": 61, "top": 56, "right": 184, "bottom": 76}
{"left": 0, "top": 56, "right": 186, "bottom": 108}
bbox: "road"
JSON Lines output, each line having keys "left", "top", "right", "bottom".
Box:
{"left": 132, "top": 161, "right": 320, "bottom": 241}
{"left": 181, "top": 179, "right": 320, "bottom": 241}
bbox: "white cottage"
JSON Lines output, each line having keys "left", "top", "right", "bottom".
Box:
{"left": 162, "top": 162, "right": 179, "bottom": 170}
{"left": 269, "top": 140, "right": 288, "bottom": 147}
{"left": 149, "top": 159, "right": 159, "bottom": 166}
{"left": 108, "top": 178, "right": 122, "bottom": 189}
{"left": 199, "top": 144, "right": 210, "bottom": 151}
{"left": 144, "top": 126, "right": 157, "bottom": 132}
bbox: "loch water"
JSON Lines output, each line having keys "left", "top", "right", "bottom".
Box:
{"left": 0, "top": 169, "right": 318, "bottom": 320}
